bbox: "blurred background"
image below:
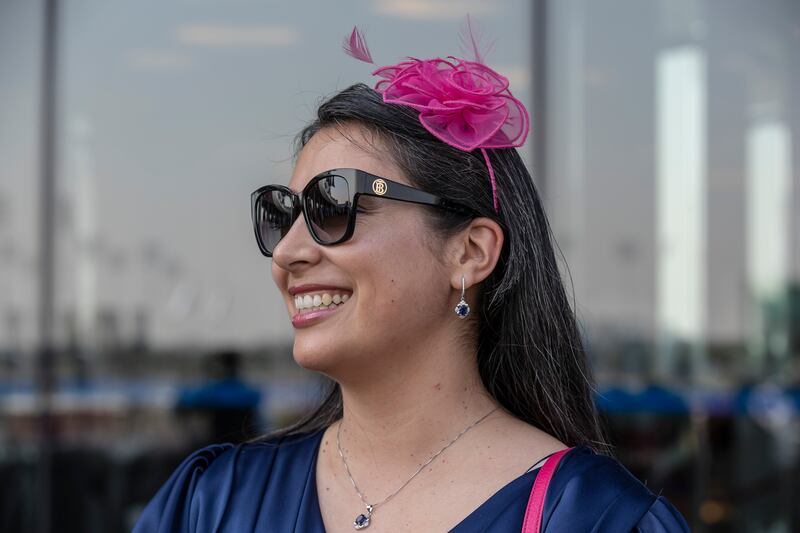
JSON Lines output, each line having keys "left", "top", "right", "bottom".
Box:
{"left": 0, "top": 0, "right": 798, "bottom": 531}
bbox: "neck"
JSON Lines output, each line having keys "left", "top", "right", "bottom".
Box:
{"left": 333, "top": 331, "right": 502, "bottom": 477}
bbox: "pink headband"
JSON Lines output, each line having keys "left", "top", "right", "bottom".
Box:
{"left": 343, "top": 17, "right": 530, "bottom": 213}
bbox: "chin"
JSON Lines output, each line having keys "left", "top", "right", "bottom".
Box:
{"left": 291, "top": 339, "right": 344, "bottom": 374}
{"left": 291, "top": 336, "right": 373, "bottom": 382}
{"left": 292, "top": 350, "right": 331, "bottom": 374}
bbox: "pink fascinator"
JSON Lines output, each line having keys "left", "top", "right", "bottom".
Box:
{"left": 343, "top": 17, "right": 530, "bottom": 213}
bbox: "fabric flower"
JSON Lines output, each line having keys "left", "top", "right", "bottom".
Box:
{"left": 342, "top": 22, "right": 530, "bottom": 213}
{"left": 372, "top": 57, "right": 529, "bottom": 152}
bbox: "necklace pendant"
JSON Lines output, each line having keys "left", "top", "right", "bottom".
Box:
{"left": 353, "top": 514, "right": 370, "bottom": 530}
{"left": 353, "top": 505, "right": 373, "bottom": 530}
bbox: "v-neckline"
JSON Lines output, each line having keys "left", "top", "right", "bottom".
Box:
{"left": 307, "top": 428, "right": 545, "bottom": 532}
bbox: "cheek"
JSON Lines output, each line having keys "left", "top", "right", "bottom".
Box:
{"left": 270, "top": 260, "right": 286, "bottom": 287}
{"left": 352, "top": 240, "right": 449, "bottom": 337}
{"left": 362, "top": 278, "right": 450, "bottom": 362}
{"left": 292, "top": 210, "right": 452, "bottom": 372}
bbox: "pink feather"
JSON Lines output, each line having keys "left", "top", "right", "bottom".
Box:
{"left": 458, "top": 14, "right": 495, "bottom": 64}
{"left": 343, "top": 26, "right": 374, "bottom": 64}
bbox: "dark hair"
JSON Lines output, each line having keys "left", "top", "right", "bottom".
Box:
{"left": 260, "top": 83, "right": 612, "bottom": 455}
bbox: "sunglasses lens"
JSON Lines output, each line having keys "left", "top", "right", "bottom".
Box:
{"left": 305, "top": 174, "right": 352, "bottom": 243}
{"left": 255, "top": 189, "right": 296, "bottom": 254}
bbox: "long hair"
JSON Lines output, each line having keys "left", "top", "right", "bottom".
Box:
{"left": 259, "top": 83, "right": 612, "bottom": 455}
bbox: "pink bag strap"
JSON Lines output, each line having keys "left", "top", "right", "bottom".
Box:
{"left": 521, "top": 447, "right": 573, "bottom": 533}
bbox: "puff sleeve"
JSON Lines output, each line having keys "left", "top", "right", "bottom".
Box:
{"left": 633, "top": 495, "right": 691, "bottom": 532}
{"left": 132, "top": 443, "right": 234, "bottom": 533}
{"left": 541, "top": 449, "right": 691, "bottom": 532}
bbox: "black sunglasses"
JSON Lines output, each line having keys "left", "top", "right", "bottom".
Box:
{"left": 250, "top": 168, "right": 475, "bottom": 257}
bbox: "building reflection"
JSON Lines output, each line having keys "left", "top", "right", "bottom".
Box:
{"left": 0, "top": 0, "right": 797, "bottom": 531}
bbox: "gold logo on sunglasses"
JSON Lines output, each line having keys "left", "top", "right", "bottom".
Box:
{"left": 372, "top": 179, "right": 387, "bottom": 196}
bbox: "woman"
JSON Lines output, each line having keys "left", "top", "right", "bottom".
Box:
{"left": 134, "top": 35, "right": 690, "bottom": 532}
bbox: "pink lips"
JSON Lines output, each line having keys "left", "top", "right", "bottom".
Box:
{"left": 290, "top": 305, "right": 344, "bottom": 328}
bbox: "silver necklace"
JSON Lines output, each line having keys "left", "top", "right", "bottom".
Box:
{"left": 336, "top": 407, "right": 499, "bottom": 530}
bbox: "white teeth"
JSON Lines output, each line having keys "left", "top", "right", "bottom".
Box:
{"left": 294, "top": 292, "right": 353, "bottom": 311}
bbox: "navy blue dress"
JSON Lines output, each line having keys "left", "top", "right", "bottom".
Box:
{"left": 133, "top": 428, "right": 690, "bottom": 532}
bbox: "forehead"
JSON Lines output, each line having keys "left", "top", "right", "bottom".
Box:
{"left": 289, "top": 124, "right": 410, "bottom": 192}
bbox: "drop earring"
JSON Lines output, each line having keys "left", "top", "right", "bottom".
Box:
{"left": 454, "top": 275, "right": 470, "bottom": 319}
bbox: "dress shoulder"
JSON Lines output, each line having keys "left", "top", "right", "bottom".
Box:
{"left": 132, "top": 430, "right": 325, "bottom": 533}
{"left": 542, "top": 447, "right": 690, "bottom": 532}
{"left": 634, "top": 495, "right": 691, "bottom": 532}
{"left": 132, "top": 443, "right": 236, "bottom": 533}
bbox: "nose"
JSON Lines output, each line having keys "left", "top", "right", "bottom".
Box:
{"left": 271, "top": 209, "right": 323, "bottom": 271}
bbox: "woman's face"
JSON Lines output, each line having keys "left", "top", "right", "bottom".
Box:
{"left": 270, "top": 124, "right": 455, "bottom": 380}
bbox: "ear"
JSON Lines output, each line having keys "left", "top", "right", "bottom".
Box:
{"left": 448, "top": 217, "right": 504, "bottom": 290}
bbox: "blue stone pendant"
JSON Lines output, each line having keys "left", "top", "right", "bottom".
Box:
{"left": 354, "top": 514, "right": 369, "bottom": 529}
{"left": 354, "top": 505, "right": 373, "bottom": 529}
{"left": 455, "top": 298, "right": 470, "bottom": 319}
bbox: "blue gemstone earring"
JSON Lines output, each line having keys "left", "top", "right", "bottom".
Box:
{"left": 454, "top": 275, "right": 470, "bottom": 319}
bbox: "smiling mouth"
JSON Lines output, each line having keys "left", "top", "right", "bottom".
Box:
{"left": 292, "top": 291, "right": 351, "bottom": 316}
